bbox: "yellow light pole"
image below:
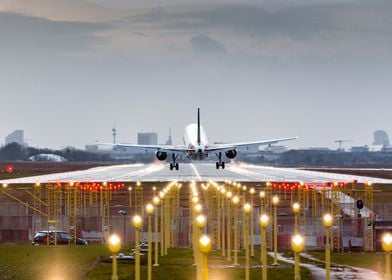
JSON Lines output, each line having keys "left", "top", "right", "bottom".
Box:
{"left": 259, "top": 214, "right": 269, "bottom": 280}
{"left": 292, "top": 202, "right": 300, "bottom": 234}
{"left": 164, "top": 188, "right": 170, "bottom": 255}
{"left": 146, "top": 203, "right": 154, "bottom": 280}
{"left": 108, "top": 234, "right": 121, "bottom": 280}
{"left": 194, "top": 203, "right": 203, "bottom": 215}
{"left": 249, "top": 188, "right": 255, "bottom": 257}
{"left": 259, "top": 190, "right": 266, "bottom": 262}
{"left": 217, "top": 186, "right": 222, "bottom": 250}
{"left": 272, "top": 195, "right": 280, "bottom": 266}
{"left": 323, "top": 213, "right": 333, "bottom": 280}
{"left": 292, "top": 234, "right": 305, "bottom": 280}
{"left": 132, "top": 215, "right": 142, "bottom": 280}
{"left": 128, "top": 186, "right": 133, "bottom": 211}
{"left": 192, "top": 196, "right": 199, "bottom": 205}
{"left": 199, "top": 235, "right": 212, "bottom": 280}
{"left": 221, "top": 188, "right": 226, "bottom": 257}
{"left": 243, "top": 203, "right": 252, "bottom": 280}
{"left": 159, "top": 191, "right": 165, "bottom": 257}
{"left": 196, "top": 214, "right": 207, "bottom": 280}
{"left": 242, "top": 185, "right": 247, "bottom": 250}
{"left": 226, "top": 191, "right": 233, "bottom": 260}
{"left": 153, "top": 196, "right": 160, "bottom": 267}
{"left": 194, "top": 204, "right": 203, "bottom": 254}
{"left": 382, "top": 233, "right": 392, "bottom": 280}
{"left": 128, "top": 186, "right": 133, "bottom": 246}
{"left": 259, "top": 191, "right": 266, "bottom": 212}
{"left": 232, "top": 195, "right": 240, "bottom": 266}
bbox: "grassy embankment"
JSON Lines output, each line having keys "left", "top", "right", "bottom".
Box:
{"left": 0, "top": 245, "right": 313, "bottom": 280}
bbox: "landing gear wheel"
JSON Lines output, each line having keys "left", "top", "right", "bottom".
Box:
{"left": 222, "top": 162, "right": 225, "bottom": 169}
{"left": 216, "top": 162, "right": 219, "bottom": 169}
{"left": 169, "top": 153, "right": 179, "bottom": 171}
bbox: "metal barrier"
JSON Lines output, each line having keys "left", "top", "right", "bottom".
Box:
{"left": 0, "top": 202, "right": 387, "bottom": 252}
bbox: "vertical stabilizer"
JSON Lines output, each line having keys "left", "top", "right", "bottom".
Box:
{"left": 197, "top": 108, "right": 201, "bottom": 145}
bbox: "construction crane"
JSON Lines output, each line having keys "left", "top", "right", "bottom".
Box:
{"left": 335, "top": 139, "right": 353, "bottom": 151}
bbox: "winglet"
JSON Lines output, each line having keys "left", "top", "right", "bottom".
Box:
{"left": 197, "top": 108, "right": 201, "bottom": 145}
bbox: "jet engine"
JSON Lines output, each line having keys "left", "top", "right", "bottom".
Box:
{"left": 156, "top": 151, "right": 168, "bottom": 161}
{"left": 225, "top": 150, "right": 237, "bottom": 159}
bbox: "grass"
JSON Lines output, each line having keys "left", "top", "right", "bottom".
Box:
{"left": 0, "top": 245, "right": 384, "bottom": 280}
{"left": 308, "top": 251, "right": 386, "bottom": 274}
{"left": 87, "top": 247, "right": 313, "bottom": 280}
{"left": 0, "top": 245, "right": 108, "bottom": 280}
{"left": 0, "top": 245, "right": 313, "bottom": 280}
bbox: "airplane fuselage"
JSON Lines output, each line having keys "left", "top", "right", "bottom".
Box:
{"left": 183, "top": 123, "right": 209, "bottom": 160}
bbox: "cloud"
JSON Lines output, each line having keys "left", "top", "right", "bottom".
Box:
{"left": 0, "top": 0, "right": 126, "bottom": 22}
{"left": 123, "top": 1, "right": 392, "bottom": 58}
{"left": 127, "top": 4, "right": 331, "bottom": 38}
{"left": 0, "top": 12, "right": 110, "bottom": 55}
{"left": 1, "top": 1, "right": 392, "bottom": 150}
{"left": 190, "top": 34, "right": 226, "bottom": 54}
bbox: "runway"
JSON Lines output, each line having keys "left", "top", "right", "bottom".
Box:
{"left": 1, "top": 162, "right": 392, "bottom": 185}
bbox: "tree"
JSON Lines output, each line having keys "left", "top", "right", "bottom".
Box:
{"left": 0, "top": 143, "right": 27, "bottom": 160}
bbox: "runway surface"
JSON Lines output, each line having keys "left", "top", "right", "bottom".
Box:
{"left": 1, "top": 162, "right": 392, "bottom": 185}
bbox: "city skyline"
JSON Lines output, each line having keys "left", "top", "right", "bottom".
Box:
{"left": 2, "top": 126, "right": 390, "bottom": 151}
{"left": 0, "top": 0, "right": 391, "bottom": 149}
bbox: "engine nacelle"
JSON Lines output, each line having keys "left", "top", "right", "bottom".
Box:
{"left": 156, "top": 151, "right": 168, "bottom": 161}
{"left": 225, "top": 149, "right": 237, "bottom": 159}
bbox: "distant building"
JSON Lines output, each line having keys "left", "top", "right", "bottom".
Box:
{"left": 138, "top": 132, "right": 158, "bottom": 145}
{"left": 165, "top": 127, "right": 173, "bottom": 145}
{"left": 5, "top": 130, "right": 24, "bottom": 146}
{"left": 238, "top": 145, "right": 259, "bottom": 154}
{"left": 373, "top": 130, "right": 390, "bottom": 146}
{"left": 383, "top": 146, "right": 392, "bottom": 153}
{"left": 263, "top": 145, "right": 288, "bottom": 154}
{"left": 369, "top": 145, "right": 384, "bottom": 152}
{"left": 351, "top": 146, "right": 369, "bottom": 153}
{"left": 306, "top": 147, "right": 331, "bottom": 151}
{"left": 85, "top": 144, "right": 99, "bottom": 152}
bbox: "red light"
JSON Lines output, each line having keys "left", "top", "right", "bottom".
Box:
{"left": 5, "top": 165, "right": 14, "bottom": 173}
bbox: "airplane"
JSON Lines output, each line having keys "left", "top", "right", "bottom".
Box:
{"left": 101, "top": 108, "right": 298, "bottom": 170}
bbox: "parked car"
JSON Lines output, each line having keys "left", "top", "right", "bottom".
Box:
{"left": 32, "top": 231, "right": 88, "bottom": 245}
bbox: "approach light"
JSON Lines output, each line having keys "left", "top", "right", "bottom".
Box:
{"left": 323, "top": 213, "right": 333, "bottom": 228}
{"left": 146, "top": 203, "right": 154, "bottom": 215}
{"left": 272, "top": 196, "right": 279, "bottom": 206}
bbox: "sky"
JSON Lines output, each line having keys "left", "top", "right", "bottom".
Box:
{"left": 0, "top": 0, "right": 391, "bottom": 150}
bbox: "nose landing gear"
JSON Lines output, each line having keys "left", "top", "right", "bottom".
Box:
{"left": 170, "top": 153, "right": 179, "bottom": 170}
{"left": 215, "top": 152, "right": 225, "bottom": 169}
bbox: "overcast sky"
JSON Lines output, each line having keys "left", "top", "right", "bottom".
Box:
{"left": 0, "top": 0, "right": 391, "bottom": 150}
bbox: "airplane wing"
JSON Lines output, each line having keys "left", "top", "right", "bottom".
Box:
{"left": 98, "top": 143, "right": 190, "bottom": 153}
{"left": 206, "top": 137, "right": 299, "bottom": 152}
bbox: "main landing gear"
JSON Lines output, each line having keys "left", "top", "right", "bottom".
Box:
{"left": 170, "top": 153, "right": 179, "bottom": 170}
{"left": 216, "top": 152, "right": 225, "bottom": 169}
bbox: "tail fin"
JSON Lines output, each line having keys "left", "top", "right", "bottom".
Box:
{"left": 197, "top": 108, "right": 201, "bottom": 145}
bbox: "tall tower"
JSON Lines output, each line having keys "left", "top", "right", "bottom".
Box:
{"left": 112, "top": 126, "right": 117, "bottom": 144}
{"left": 165, "top": 127, "right": 173, "bottom": 145}
{"left": 373, "top": 130, "right": 389, "bottom": 146}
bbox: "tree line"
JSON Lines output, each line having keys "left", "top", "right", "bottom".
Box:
{"left": 0, "top": 143, "right": 112, "bottom": 162}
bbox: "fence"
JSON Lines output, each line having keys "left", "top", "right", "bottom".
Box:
{"left": 0, "top": 203, "right": 388, "bottom": 252}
